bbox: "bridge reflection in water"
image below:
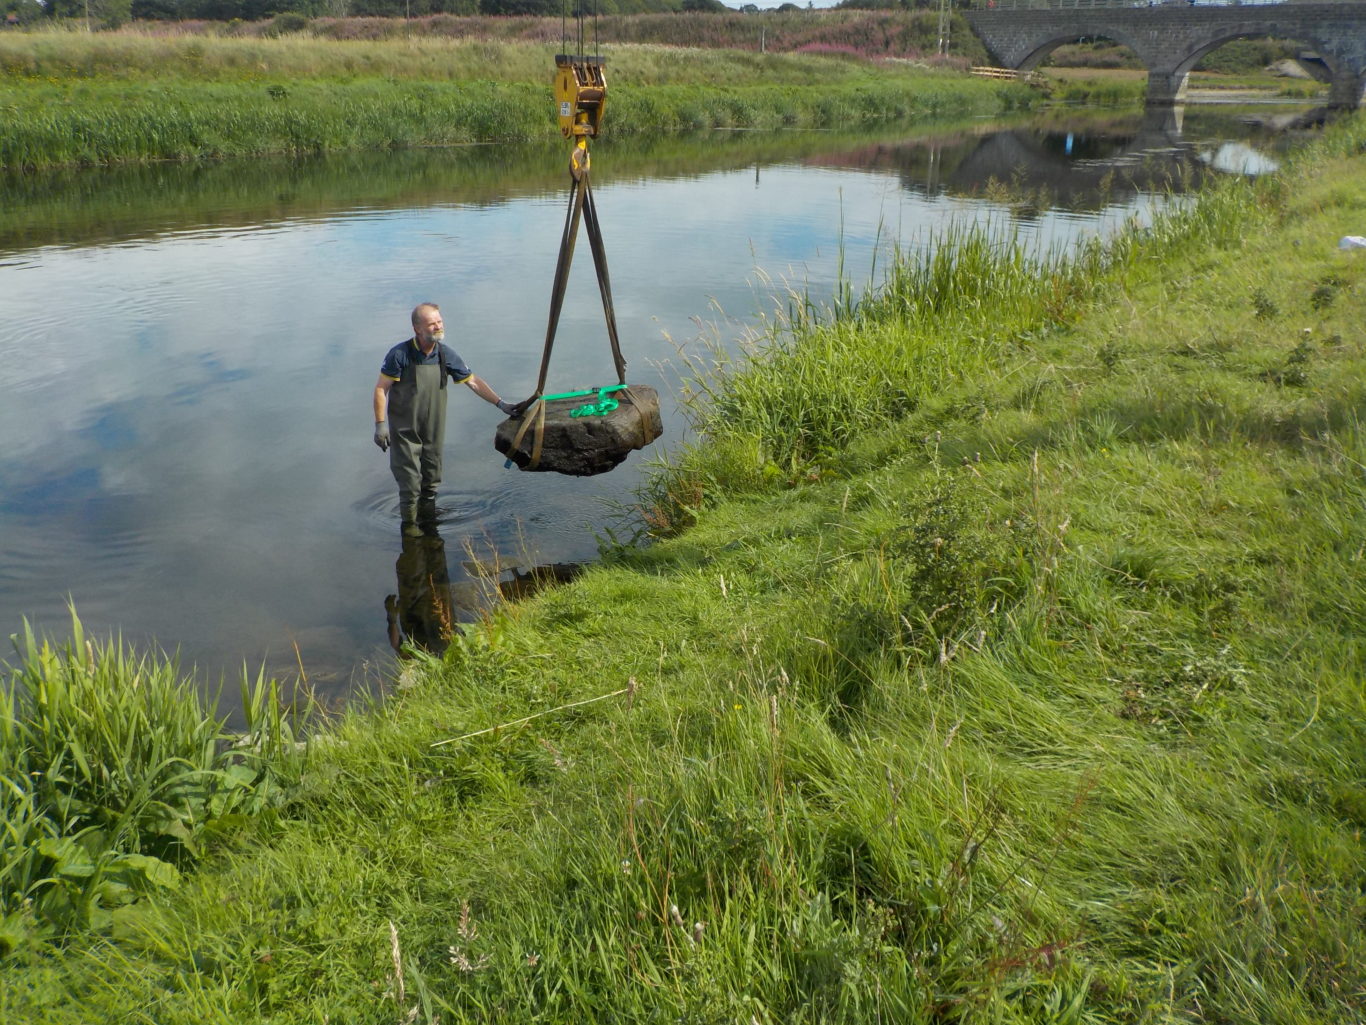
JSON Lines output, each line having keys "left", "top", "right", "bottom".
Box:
{"left": 808, "top": 106, "right": 1288, "bottom": 221}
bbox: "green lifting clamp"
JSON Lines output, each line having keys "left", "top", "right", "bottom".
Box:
{"left": 541, "top": 383, "right": 628, "bottom": 418}
{"left": 502, "top": 384, "right": 630, "bottom": 469}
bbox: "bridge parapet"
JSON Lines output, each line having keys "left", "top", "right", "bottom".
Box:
{"left": 963, "top": 1, "right": 1291, "bottom": 9}
{"left": 964, "top": 1, "right": 1366, "bottom": 108}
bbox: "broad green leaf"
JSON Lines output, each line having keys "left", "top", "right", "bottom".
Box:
{"left": 36, "top": 837, "right": 95, "bottom": 878}
{"left": 111, "top": 853, "right": 181, "bottom": 892}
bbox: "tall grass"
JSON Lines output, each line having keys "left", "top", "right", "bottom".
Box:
{"left": 0, "top": 612, "right": 303, "bottom": 952}
{"left": 0, "top": 32, "right": 559, "bottom": 83}
{"left": 31, "top": 11, "right": 990, "bottom": 66}
{"left": 0, "top": 72, "right": 1024, "bottom": 169}
{"left": 0, "top": 25, "right": 974, "bottom": 85}
{"left": 2, "top": 109, "right": 1360, "bottom": 1025}
{"left": 0, "top": 25, "right": 1030, "bottom": 168}
{"left": 644, "top": 156, "right": 1263, "bottom": 524}
{"left": 0, "top": 79, "right": 552, "bottom": 168}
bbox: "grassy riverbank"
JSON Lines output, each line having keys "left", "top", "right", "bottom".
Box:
{"left": 7, "top": 10, "right": 989, "bottom": 65}
{"left": 5, "top": 110, "right": 1363, "bottom": 1020}
{"left": 0, "top": 29, "right": 1027, "bottom": 169}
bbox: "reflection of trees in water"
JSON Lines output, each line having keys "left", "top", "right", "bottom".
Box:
{"left": 0, "top": 123, "right": 992, "bottom": 253}
{"left": 807, "top": 107, "right": 1296, "bottom": 215}
{"left": 6, "top": 109, "right": 1299, "bottom": 252}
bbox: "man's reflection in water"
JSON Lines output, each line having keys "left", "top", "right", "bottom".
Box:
{"left": 385, "top": 524, "right": 586, "bottom": 659}
{"left": 385, "top": 525, "right": 459, "bottom": 658}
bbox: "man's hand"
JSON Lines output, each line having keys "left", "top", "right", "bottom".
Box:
{"left": 374, "top": 421, "right": 390, "bottom": 451}
{"left": 497, "top": 396, "right": 537, "bottom": 418}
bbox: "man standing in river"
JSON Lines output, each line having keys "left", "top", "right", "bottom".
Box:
{"left": 373, "top": 302, "right": 527, "bottom": 536}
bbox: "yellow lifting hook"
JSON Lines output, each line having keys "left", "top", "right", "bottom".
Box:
{"left": 553, "top": 53, "right": 605, "bottom": 180}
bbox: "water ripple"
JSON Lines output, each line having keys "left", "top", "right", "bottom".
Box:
{"left": 354, "top": 485, "right": 504, "bottom": 537}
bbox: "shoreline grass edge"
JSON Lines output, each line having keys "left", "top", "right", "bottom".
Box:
{"left": 2, "top": 115, "right": 1362, "bottom": 1023}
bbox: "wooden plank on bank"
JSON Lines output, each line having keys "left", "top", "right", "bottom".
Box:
{"left": 971, "top": 66, "right": 1048, "bottom": 86}
{"left": 971, "top": 66, "right": 1023, "bottom": 80}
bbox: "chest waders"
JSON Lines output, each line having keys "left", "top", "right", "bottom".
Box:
{"left": 388, "top": 342, "right": 448, "bottom": 522}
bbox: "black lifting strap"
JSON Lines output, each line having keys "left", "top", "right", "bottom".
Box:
{"left": 534, "top": 167, "right": 627, "bottom": 399}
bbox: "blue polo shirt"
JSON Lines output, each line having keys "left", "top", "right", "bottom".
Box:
{"left": 380, "top": 339, "right": 473, "bottom": 384}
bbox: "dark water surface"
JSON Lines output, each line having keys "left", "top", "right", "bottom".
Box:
{"left": 0, "top": 105, "right": 1314, "bottom": 709}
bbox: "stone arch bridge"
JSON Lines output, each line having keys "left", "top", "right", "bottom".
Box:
{"left": 963, "top": 2, "right": 1366, "bottom": 109}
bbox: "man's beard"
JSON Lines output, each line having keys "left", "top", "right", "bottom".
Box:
{"left": 424, "top": 329, "right": 445, "bottom": 345}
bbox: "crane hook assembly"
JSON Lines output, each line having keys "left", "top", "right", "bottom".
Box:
{"left": 494, "top": 46, "right": 662, "bottom": 478}
{"left": 554, "top": 53, "right": 606, "bottom": 142}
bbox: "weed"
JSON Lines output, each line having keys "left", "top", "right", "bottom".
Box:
{"left": 1251, "top": 286, "right": 1279, "bottom": 320}
{"left": 1096, "top": 340, "right": 1124, "bottom": 373}
{"left": 1264, "top": 334, "right": 1314, "bottom": 387}
{"left": 0, "top": 611, "right": 304, "bottom": 951}
{"left": 1116, "top": 644, "right": 1251, "bottom": 731}
{"left": 1309, "top": 274, "right": 1346, "bottom": 311}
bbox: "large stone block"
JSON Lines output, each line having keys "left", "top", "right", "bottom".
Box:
{"left": 494, "top": 384, "right": 663, "bottom": 476}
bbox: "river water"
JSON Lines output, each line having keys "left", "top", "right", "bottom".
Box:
{"left": 0, "top": 104, "right": 1311, "bottom": 708}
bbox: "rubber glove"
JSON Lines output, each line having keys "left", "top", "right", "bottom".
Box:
{"left": 374, "top": 421, "right": 390, "bottom": 451}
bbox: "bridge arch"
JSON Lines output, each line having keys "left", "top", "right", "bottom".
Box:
{"left": 964, "top": 3, "right": 1366, "bottom": 110}
{"left": 1173, "top": 32, "right": 1315, "bottom": 80}
{"left": 1013, "top": 29, "right": 1152, "bottom": 74}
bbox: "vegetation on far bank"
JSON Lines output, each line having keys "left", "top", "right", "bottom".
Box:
{"left": 0, "top": 71, "right": 1026, "bottom": 169}
{"left": 1034, "top": 66, "right": 1322, "bottom": 107}
{"left": 0, "top": 26, "right": 1032, "bottom": 169}
{"left": 0, "top": 16, "right": 976, "bottom": 83}
{"left": 6, "top": 0, "right": 718, "bottom": 25}
{"left": 2, "top": 1, "right": 968, "bottom": 32}
{"left": 0, "top": 7, "right": 1329, "bottom": 170}
{"left": 3, "top": 107, "right": 1362, "bottom": 1022}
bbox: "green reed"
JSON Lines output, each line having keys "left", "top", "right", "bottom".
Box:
{"left": 0, "top": 79, "right": 549, "bottom": 168}
{"left": 0, "top": 30, "right": 1030, "bottom": 169}
{"left": 0, "top": 611, "right": 304, "bottom": 951}
{"left": 648, "top": 223, "right": 1087, "bottom": 513}
{"left": 0, "top": 18, "right": 981, "bottom": 84}
{"left": 0, "top": 74, "right": 1020, "bottom": 169}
